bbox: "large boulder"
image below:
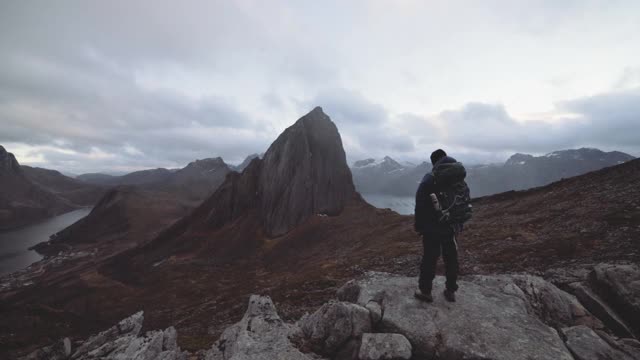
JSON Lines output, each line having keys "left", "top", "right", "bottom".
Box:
{"left": 299, "top": 301, "right": 371, "bottom": 356}
{"left": 338, "top": 272, "right": 575, "bottom": 359}
{"left": 204, "top": 295, "right": 317, "bottom": 360}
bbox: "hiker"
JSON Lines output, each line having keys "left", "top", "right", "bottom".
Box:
{"left": 414, "top": 149, "right": 472, "bottom": 303}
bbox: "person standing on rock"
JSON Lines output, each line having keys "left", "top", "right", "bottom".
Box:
{"left": 414, "top": 149, "right": 472, "bottom": 303}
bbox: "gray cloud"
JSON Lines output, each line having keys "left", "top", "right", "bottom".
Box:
{"left": 305, "top": 89, "right": 425, "bottom": 162}
{"left": 0, "top": 1, "right": 638, "bottom": 172}
{"left": 436, "top": 88, "right": 640, "bottom": 157}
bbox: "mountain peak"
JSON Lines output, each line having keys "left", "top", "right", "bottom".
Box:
{"left": 161, "top": 107, "right": 357, "bottom": 241}
{"left": 260, "top": 107, "right": 356, "bottom": 236}
{"left": 0, "top": 145, "right": 22, "bottom": 176}
{"left": 184, "top": 157, "right": 227, "bottom": 170}
{"left": 505, "top": 153, "right": 535, "bottom": 166}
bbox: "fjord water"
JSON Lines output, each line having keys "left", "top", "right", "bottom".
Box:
{"left": 361, "top": 194, "right": 415, "bottom": 215}
{"left": 0, "top": 208, "right": 91, "bottom": 275}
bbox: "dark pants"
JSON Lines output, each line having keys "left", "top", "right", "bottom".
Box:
{"left": 418, "top": 231, "right": 459, "bottom": 293}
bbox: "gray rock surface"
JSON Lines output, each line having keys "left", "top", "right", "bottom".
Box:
{"left": 562, "top": 325, "right": 636, "bottom": 360}
{"left": 590, "top": 264, "right": 640, "bottom": 336}
{"left": 204, "top": 295, "right": 318, "bottom": 360}
{"left": 299, "top": 301, "right": 371, "bottom": 356}
{"left": 569, "top": 281, "right": 634, "bottom": 338}
{"left": 0, "top": 145, "right": 22, "bottom": 175}
{"left": 259, "top": 107, "right": 356, "bottom": 236}
{"left": 199, "top": 107, "right": 356, "bottom": 238}
{"left": 24, "top": 311, "right": 186, "bottom": 360}
{"left": 75, "top": 312, "right": 184, "bottom": 360}
{"left": 338, "top": 272, "right": 575, "bottom": 359}
{"left": 499, "top": 274, "right": 602, "bottom": 329}
{"left": 358, "top": 333, "right": 411, "bottom": 360}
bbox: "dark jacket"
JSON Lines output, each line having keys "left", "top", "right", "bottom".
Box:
{"left": 414, "top": 156, "right": 458, "bottom": 234}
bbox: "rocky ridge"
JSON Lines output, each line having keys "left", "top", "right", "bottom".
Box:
{"left": 26, "top": 264, "right": 640, "bottom": 360}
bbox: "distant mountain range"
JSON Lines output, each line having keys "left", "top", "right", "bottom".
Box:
{"left": 0, "top": 145, "right": 261, "bottom": 230}
{"left": 351, "top": 148, "right": 635, "bottom": 198}
{"left": 75, "top": 154, "right": 260, "bottom": 203}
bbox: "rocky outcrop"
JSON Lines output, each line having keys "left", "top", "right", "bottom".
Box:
{"left": 23, "top": 311, "right": 186, "bottom": 360}
{"left": 205, "top": 271, "right": 639, "bottom": 360}
{"left": 338, "top": 272, "right": 577, "bottom": 359}
{"left": 27, "top": 267, "right": 640, "bottom": 360}
{"left": 259, "top": 107, "right": 356, "bottom": 236}
{"left": 203, "top": 295, "right": 315, "bottom": 360}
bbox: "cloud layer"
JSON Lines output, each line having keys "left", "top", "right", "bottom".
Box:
{"left": 1, "top": 1, "right": 639, "bottom": 173}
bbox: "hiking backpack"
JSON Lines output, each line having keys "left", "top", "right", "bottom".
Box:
{"left": 431, "top": 162, "right": 473, "bottom": 232}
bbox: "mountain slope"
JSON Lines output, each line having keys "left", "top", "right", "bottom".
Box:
{"left": 21, "top": 165, "right": 105, "bottom": 206}
{"left": 31, "top": 186, "right": 191, "bottom": 259}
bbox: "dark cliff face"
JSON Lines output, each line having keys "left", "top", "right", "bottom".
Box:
{"left": 259, "top": 107, "right": 356, "bottom": 236}
{"left": 0, "top": 146, "right": 76, "bottom": 230}
{"left": 165, "top": 107, "right": 357, "bottom": 240}
{"left": 0, "top": 145, "right": 22, "bottom": 177}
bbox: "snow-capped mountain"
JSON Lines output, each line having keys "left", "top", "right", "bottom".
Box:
{"left": 351, "top": 156, "right": 413, "bottom": 194}
{"left": 351, "top": 148, "right": 635, "bottom": 199}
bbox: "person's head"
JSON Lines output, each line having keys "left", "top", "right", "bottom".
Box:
{"left": 430, "top": 149, "right": 447, "bottom": 165}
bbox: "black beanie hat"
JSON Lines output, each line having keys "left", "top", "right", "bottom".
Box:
{"left": 430, "top": 149, "right": 447, "bottom": 165}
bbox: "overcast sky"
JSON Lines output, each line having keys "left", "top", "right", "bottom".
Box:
{"left": 1, "top": 1, "right": 639, "bottom": 174}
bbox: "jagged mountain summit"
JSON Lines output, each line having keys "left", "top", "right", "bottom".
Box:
{"left": 139, "top": 106, "right": 357, "bottom": 256}
{"left": 259, "top": 106, "right": 356, "bottom": 236}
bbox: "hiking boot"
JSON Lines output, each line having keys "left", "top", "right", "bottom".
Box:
{"left": 443, "top": 289, "right": 456, "bottom": 302}
{"left": 414, "top": 289, "right": 433, "bottom": 303}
